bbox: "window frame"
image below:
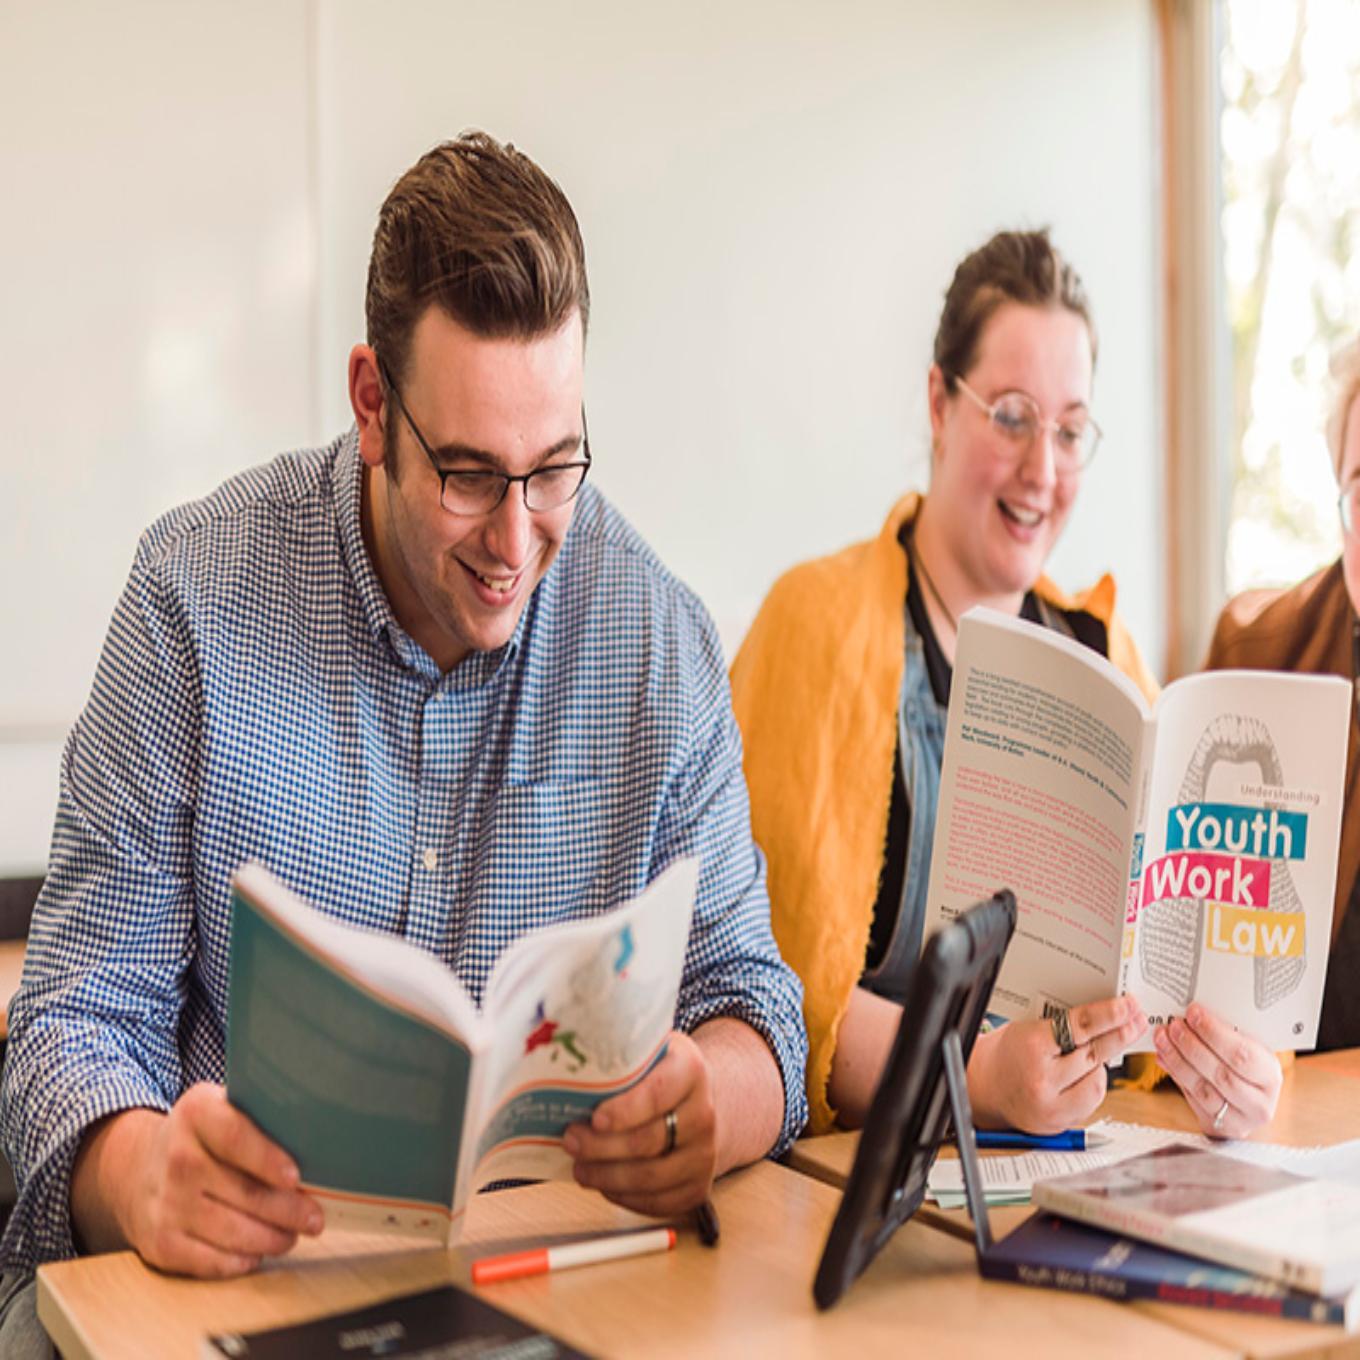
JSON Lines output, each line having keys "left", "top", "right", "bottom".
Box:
{"left": 1156, "top": 0, "right": 1232, "bottom": 679}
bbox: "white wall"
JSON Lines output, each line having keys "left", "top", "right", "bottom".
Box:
{"left": 0, "top": 2, "right": 316, "bottom": 873}
{"left": 0, "top": 0, "right": 1162, "bottom": 874}
{"left": 317, "top": 0, "right": 1162, "bottom": 655}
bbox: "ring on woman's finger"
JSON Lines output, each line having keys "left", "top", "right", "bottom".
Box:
{"left": 1050, "top": 1007, "right": 1077, "bottom": 1056}
{"left": 663, "top": 1108, "right": 679, "bottom": 1156}
{"left": 1211, "top": 1097, "right": 1229, "bottom": 1132}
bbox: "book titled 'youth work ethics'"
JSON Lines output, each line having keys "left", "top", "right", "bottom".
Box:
{"left": 982, "top": 1208, "right": 1358, "bottom": 1328}
{"left": 925, "top": 608, "right": 1349, "bottom": 1049}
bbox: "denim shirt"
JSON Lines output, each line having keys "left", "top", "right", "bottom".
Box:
{"left": 863, "top": 590, "right": 1090, "bottom": 1005}
{"left": 0, "top": 432, "right": 809, "bottom": 1272}
{"left": 861, "top": 616, "right": 945, "bottom": 1004}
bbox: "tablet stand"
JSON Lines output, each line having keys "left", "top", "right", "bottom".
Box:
{"left": 940, "top": 1025, "right": 993, "bottom": 1255}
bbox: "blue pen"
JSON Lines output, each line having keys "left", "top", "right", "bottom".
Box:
{"left": 974, "top": 1128, "right": 1107, "bottom": 1151}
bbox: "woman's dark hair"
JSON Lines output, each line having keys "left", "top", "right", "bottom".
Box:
{"left": 932, "top": 229, "right": 1095, "bottom": 389}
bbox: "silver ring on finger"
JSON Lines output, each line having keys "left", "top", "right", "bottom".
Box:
{"left": 1212, "top": 1097, "right": 1229, "bottom": 1132}
{"left": 663, "top": 1108, "right": 678, "bottom": 1156}
{"left": 1050, "top": 1007, "right": 1077, "bottom": 1056}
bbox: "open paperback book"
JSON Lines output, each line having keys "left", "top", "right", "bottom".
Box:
{"left": 924, "top": 608, "right": 1349, "bottom": 1049}
{"left": 225, "top": 858, "right": 696, "bottom": 1242}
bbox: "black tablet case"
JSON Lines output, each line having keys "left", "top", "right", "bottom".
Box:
{"left": 813, "top": 889, "right": 1016, "bottom": 1309}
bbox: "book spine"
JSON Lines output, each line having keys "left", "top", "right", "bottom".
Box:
{"left": 1117, "top": 743, "right": 1153, "bottom": 998}
{"left": 1155, "top": 1283, "right": 1347, "bottom": 1327}
{"left": 980, "top": 1255, "right": 1139, "bottom": 1302}
{"left": 979, "top": 1257, "right": 1346, "bottom": 1326}
{"left": 1031, "top": 1184, "right": 1326, "bottom": 1295}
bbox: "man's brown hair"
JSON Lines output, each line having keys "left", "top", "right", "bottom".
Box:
{"left": 366, "top": 131, "right": 589, "bottom": 385}
{"left": 932, "top": 229, "right": 1095, "bottom": 392}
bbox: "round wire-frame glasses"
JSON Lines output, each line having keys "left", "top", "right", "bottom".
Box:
{"left": 952, "top": 373, "right": 1101, "bottom": 475}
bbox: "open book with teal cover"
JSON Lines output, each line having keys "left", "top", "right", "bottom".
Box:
{"left": 225, "top": 859, "right": 697, "bottom": 1242}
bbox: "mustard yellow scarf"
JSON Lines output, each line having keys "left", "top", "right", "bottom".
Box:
{"left": 731, "top": 493, "right": 1160, "bottom": 1131}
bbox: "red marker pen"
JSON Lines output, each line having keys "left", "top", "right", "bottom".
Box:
{"left": 472, "top": 1227, "right": 677, "bottom": 1285}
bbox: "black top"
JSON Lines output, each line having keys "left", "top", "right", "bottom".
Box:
{"left": 866, "top": 551, "right": 1106, "bottom": 972}
{"left": 1318, "top": 628, "right": 1360, "bottom": 1050}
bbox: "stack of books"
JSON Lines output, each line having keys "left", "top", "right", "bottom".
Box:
{"left": 986, "top": 1142, "right": 1360, "bottom": 1329}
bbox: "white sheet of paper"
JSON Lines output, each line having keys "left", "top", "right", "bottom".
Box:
{"left": 1287, "top": 1137, "right": 1360, "bottom": 1186}
{"left": 925, "top": 1118, "right": 1326, "bottom": 1206}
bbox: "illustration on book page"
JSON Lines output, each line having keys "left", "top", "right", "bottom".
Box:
{"left": 1138, "top": 714, "right": 1305, "bottom": 1012}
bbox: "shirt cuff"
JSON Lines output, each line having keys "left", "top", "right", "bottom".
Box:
{"left": 1, "top": 1067, "right": 171, "bottom": 1272}
{"left": 677, "top": 991, "right": 810, "bottom": 1159}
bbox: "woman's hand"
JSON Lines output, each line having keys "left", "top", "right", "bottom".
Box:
{"left": 1152, "top": 1002, "right": 1283, "bottom": 1138}
{"left": 967, "top": 995, "right": 1147, "bottom": 1133}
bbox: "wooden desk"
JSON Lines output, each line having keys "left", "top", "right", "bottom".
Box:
{"left": 0, "top": 937, "right": 25, "bottom": 1040}
{"left": 37, "top": 1160, "right": 1230, "bottom": 1360}
{"left": 784, "top": 1049, "right": 1360, "bottom": 1359}
{"left": 785, "top": 1048, "right": 1360, "bottom": 1196}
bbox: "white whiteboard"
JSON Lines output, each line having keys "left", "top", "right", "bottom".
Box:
{"left": 0, "top": 0, "right": 1162, "bottom": 873}
{"left": 315, "top": 0, "right": 1161, "bottom": 661}
{"left": 0, "top": 1, "right": 315, "bottom": 871}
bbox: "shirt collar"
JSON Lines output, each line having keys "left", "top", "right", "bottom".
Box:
{"left": 333, "top": 428, "right": 400, "bottom": 645}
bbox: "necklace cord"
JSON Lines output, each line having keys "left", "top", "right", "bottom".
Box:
{"left": 905, "top": 526, "right": 958, "bottom": 635}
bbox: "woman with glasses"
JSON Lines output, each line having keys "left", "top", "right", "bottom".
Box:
{"left": 731, "top": 229, "right": 1283, "bottom": 1138}
{"left": 1199, "top": 339, "right": 1360, "bottom": 1056}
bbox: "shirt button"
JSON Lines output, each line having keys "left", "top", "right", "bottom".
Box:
{"left": 422, "top": 848, "right": 438, "bottom": 871}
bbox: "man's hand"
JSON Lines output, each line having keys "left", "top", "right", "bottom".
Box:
{"left": 71, "top": 1083, "right": 324, "bottom": 1277}
{"left": 563, "top": 1029, "right": 717, "bottom": 1217}
{"left": 967, "top": 995, "right": 1148, "bottom": 1132}
{"left": 1153, "top": 1002, "right": 1283, "bottom": 1138}
{"left": 563, "top": 1016, "right": 783, "bottom": 1216}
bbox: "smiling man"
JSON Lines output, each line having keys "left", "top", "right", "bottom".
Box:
{"left": 360, "top": 307, "right": 586, "bottom": 670}
{"left": 0, "top": 133, "right": 807, "bottom": 1353}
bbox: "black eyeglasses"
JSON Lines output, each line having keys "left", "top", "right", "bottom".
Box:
{"left": 378, "top": 361, "right": 591, "bottom": 516}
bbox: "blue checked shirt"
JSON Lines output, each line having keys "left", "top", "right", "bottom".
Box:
{"left": 1, "top": 430, "right": 808, "bottom": 1270}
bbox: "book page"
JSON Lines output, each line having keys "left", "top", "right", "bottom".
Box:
{"left": 926, "top": 608, "right": 1151, "bottom": 1021}
{"left": 232, "top": 863, "right": 482, "bottom": 1040}
{"left": 1127, "top": 670, "right": 1349, "bottom": 1049}
{"left": 927, "top": 1118, "right": 1323, "bottom": 1207}
{"left": 462, "top": 858, "right": 699, "bottom": 1200}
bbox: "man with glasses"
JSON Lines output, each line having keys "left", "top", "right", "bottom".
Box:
{"left": 0, "top": 133, "right": 806, "bottom": 1346}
